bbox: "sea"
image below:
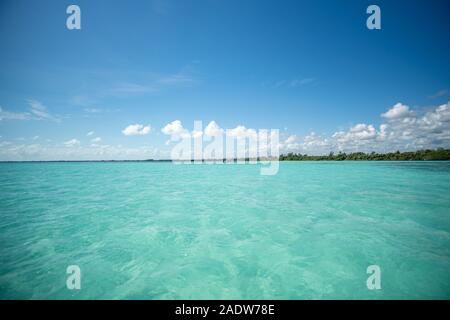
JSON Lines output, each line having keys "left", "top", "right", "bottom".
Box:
{"left": 0, "top": 161, "right": 449, "bottom": 299}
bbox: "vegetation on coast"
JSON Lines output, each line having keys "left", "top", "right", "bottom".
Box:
{"left": 280, "top": 148, "right": 450, "bottom": 161}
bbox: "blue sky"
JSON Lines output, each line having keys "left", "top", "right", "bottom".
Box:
{"left": 0, "top": 0, "right": 449, "bottom": 160}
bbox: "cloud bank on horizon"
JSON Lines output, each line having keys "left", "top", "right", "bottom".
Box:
{"left": 0, "top": 100, "right": 449, "bottom": 161}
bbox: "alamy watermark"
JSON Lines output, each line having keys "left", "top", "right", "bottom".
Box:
{"left": 66, "top": 265, "right": 81, "bottom": 290}
{"left": 66, "top": 4, "right": 380, "bottom": 31}
{"left": 366, "top": 265, "right": 381, "bottom": 290}
{"left": 367, "top": 5, "right": 381, "bottom": 30}
{"left": 167, "top": 121, "right": 280, "bottom": 175}
{"left": 66, "top": 5, "right": 81, "bottom": 30}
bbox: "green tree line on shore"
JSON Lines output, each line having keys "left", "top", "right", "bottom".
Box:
{"left": 280, "top": 148, "right": 450, "bottom": 161}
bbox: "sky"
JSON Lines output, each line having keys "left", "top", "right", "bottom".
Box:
{"left": 0, "top": 0, "right": 449, "bottom": 160}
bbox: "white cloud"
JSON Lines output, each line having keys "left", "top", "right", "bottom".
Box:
{"left": 64, "top": 139, "right": 80, "bottom": 147}
{"left": 161, "top": 120, "right": 190, "bottom": 139}
{"left": 3, "top": 100, "right": 449, "bottom": 160}
{"left": 333, "top": 124, "right": 377, "bottom": 142}
{"left": 162, "top": 120, "right": 261, "bottom": 141}
{"left": 284, "top": 135, "right": 297, "bottom": 145}
{"left": 91, "top": 137, "right": 102, "bottom": 143}
{"left": 122, "top": 124, "right": 151, "bottom": 136}
{"left": 373, "top": 101, "right": 450, "bottom": 150}
{"left": 381, "top": 103, "right": 413, "bottom": 119}
{"left": 280, "top": 135, "right": 301, "bottom": 151}
{"left": 420, "top": 102, "right": 450, "bottom": 129}
{"left": 227, "top": 125, "right": 257, "bottom": 139}
{"left": 87, "top": 131, "right": 95, "bottom": 137}
{"left": 282, "top": 101, "right": 450, "bottom": 154}
{"left": 191, "top": 130, "right": 203, "bottom": 139}
{"left": 379, "top": 124, "right": 388, "bottom": 140}
{"left": 293, "top": 132, "right": 331, "bottom": 154}
{"left": 204, "top": 121, "right": 224, "bottom": 137}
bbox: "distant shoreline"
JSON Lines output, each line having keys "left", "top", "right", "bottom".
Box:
{"left": 1, "top": 149, "right": 450, "bottom": 162}
{"left": 280, "top": 148, "right": 450, "bottom": 161}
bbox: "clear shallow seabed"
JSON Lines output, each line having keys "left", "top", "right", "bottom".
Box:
{"left": 0, "top": 161, "right": 449, "bottom": 299}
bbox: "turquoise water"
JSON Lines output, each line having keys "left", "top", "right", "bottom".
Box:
{"left": 0, "top": 161, "right": 449, "bottom": 299}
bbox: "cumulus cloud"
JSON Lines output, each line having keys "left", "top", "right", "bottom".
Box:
{"left": 227, "top": 125, "right": 257, "bottom": 139}
{"left": 283, "top": 101, "right": 450, "bottom": 154}
{"left": 379, "top": 124, "right": 388, "bottom": 140}
{"left": 191, "top": 130, "right": 203, "bottom": 139}
{"left": 381, "top": 103, "right": 413, "bottom": 119}
{"left": 372, "top": 101, "right": 450, "bottom": 150}
{"left": 122, "top": 124, "right": 151, "bottom": 136}
{"left": 281, "top": 135, "right": 301, "bottom": 151}
{"left": 161, "top": 121, "right": 279, "bottom": 159}
{"left": 284, "top": 135, "right": 297, "bottom": 144}
{"left": 333, "top": 124, "right": 377, "bottom": 142}
{"left": 162, "top": 120, "right": 261, "bottom": 141}
{"left": 280, "top": 132, "right": 331, "bottom": 154}
{"left": 161, "top": 120, "right": 190, "bottom": 139}
{"left": 204, "top": 121, "right": 224, "bottom": 137}
{"left": 86, "top": 131, "right": 95, "bottom": 136}
{"left": 5, "top": 100, "right": 448, "bottom": 160}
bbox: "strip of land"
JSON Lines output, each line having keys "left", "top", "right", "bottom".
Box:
{"left": 280, "top": 148, "right": 450, "bottom": 161}
{"left": 1, "top": 149, "right": 449, "bottom": 162}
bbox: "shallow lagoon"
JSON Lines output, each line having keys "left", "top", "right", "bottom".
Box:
{"left": 0, "top": 161, "right": 449, "bottom": 299}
